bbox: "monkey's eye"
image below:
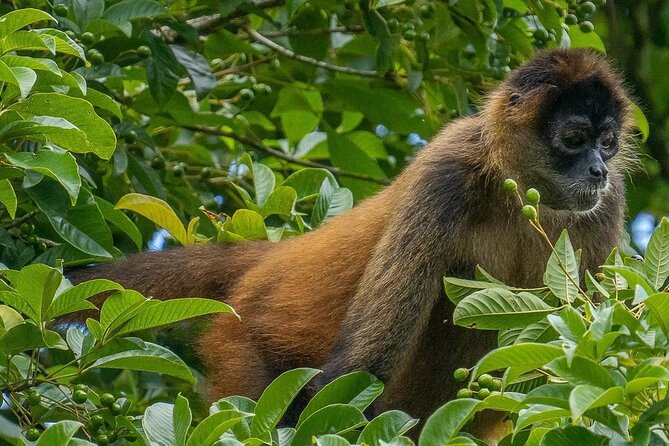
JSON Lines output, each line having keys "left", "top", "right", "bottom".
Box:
{"left": 599, "top": 132, "right": 615, "bottom": 149}
{"left": 561, "top": 132, "right": 587, "bottom": 149}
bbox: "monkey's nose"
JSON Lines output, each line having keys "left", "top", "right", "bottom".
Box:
{"left": 589, "top": 164, "right": 608, "bottom": 181}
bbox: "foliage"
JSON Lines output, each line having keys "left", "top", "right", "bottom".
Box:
{"left": 0, "top": 1, "right": 660, "bottom": 446}
{"left": 424, "top": 189, "right": 669, "bottom": 445}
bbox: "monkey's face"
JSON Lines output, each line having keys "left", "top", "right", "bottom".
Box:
{"left": 530, "top": 78, "right": 622, "bottom": 212}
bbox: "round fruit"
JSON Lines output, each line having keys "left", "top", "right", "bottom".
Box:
{"left": 491, "top": 379, "right": 502, "bottom": 391}
{"left": 478, "top": 388, "right": 491, "bottom": 398}
{"left": 137, "top": 45, "right": 152, "bottom": 58}
{"left": 525, "top": 188, "right": 540, "bottom": 205}
{"left": 239, "top": 88, "right": 255, "bottom": 101}
{"left": 456, "top": 388, "right": 472, "bottom": 398}
{"left": 252, "top": 83, "right": 272, "bottom": 95}
{"left": 565, "top": 13, "right": 578, "bottom": 25}
{"left": 111, "top": 401, "right": 123, "bottom": 415}
{"left": 75, "top": 384, "right": 89, "bottom": 393}
{"left": 503, "top": 178, "right": 518, "bottom": 192}
{"left": 100, "top": 393, "right": 115, "bottom": 408}
{"left": 107, "top": 430, "right": 118, "bottom": 442}
{"left": 172, "top": 165, "right": 184, "bottom": 177}
{"left": 26, "top": 390, "right": 41, "bottom": 406}
{"left": 73, "top": 389, "right": 88, "bottom": 404}
{"left": 80, "top": 32, "right": 96, "bottom": 45}
{"left": 403, "top": 29, "right": 416, "bottom": 41}
{"left": 90, "top": 414, "right": 104, "bottom": 428}
{"left": 477, "top": 373, "right": 495, "bottom": 389}
{"left": 417, "top": 31, "right": 430, "bottom": 42}
{"left": 578, "top": 1, "right": 596, "bottom": 13}
{"left": 95, "top": 434, "right": 109, "bottom": 446}
{"left": 579, "top": 21, "right": 594, "bottom": 33}
{"left": 26, "top": 235, "right": 39, "bottom": 246}
{"left": 123, "top": 130, "right": 137, "bottom": 144}
{"left": 125, "top": 432, "right": 138, "bottom": 442}
{"left": 453, "top": 368, "right": 469, "bottom": 381}
{"left": 53, "top": 3, "right": 69, "bottom": 16}
{"left": 387, "top": 18, "right": 399, "bottom": 32}
{"left": 200, "top": 167, "right": 213, "bottom": 180}
{"left": 151, "top": 157, "right": 165, "bottom": 169}
{"left": 533, "top": 28, "right": 549, "bottom": 42}
{"left": 522, "top": 205, "right": 538, "bottom": 220}
{"left": 20, "top": 222, "right": 34, "bottom": 235}
{"left": 402, "top": 22, "right": 415, "bottom": 31}
{"left": 65, "top": 30, "right": 77, "bottom": 40}
{"left": 25, "top": 428, "right": 41, "bottom": 441}
{"left": 419, "top": 4, "right": 434, "bottom": 18}
{"left": 87, "top": 49, "right": 104, "bottom": 65}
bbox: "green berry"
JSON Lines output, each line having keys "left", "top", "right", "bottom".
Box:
{"left": 20, "top": 222, "right": 34, "bottom": 235}
{"left": 73, "top": 389, "right": 88, "bottom": 404}
{"left": 90, "top": 414, "right": 104, "bottom": 428}
{"left": 419, "top": 4, "right": 434, "bottom": 18}
{"left": 137, "top": 45, "right": 152, "bottom": 58}
{"left": 565, "top": 13, "right": 578, "bottom": 25}
{"left": 151, "top": 157, "right": 165, "bottom": 169}
{"left": 579, "top": 21, "right": 594, "bottom": 33}
{"left": 503, "top": 178, "right": 518, "bottom": 192}
{"left": 522, "top": 205, "right": 538, "bottom": 220}
{"left": 403, "top": 29, "right": 416, "bottom": 41}
{"left": 25, "top": 428, "right": 41, "bottom": 441}
{"left": 525, "top": 188, "right": 540, "bottom": 205}
{"left": 75, "top": 384, "right": 89, "bottom": 393}
{"left": 387, "top": 18, "right": 399, "bottom": 32}
{"left": 477, "top": 373, "right": 495, "bottom": 389}
{"left": 100, "top": 393, "right": 115, "bottom": 408}
{"left": 123, "top": 130, "right": 137, "bottom": 144}
{"left": 26, "top": 390, "right": 41, "bottom": 406}
{"left": 239, "top": 88, "right": 255, "bottom": 101}
{"left": 200, "top": 167, "right": 213, "bottom": 180}
{"left": 533, "top": 28, "right": 549, "bottom": 42}
{"left": 456, "top": 388, "right": 472, "bottom": 398}
{"left": 491, "top": 379, "right": 502, "bottom": 391}
{"left": 595, "top": 272, "right": 607, "bottom": 281}
{"left": 417, "top": 31, "right": 430, "bottom": 42}
{"left": 125, "top": 432, "right": 138, "bottom": 442}
{"left": 53, "top": 3, "right": 69, "bottom": 16}
{"left": 402, "top": 22, "right": 415, "bottom": 31}
{"left": 80, "top": 32, "right": 96, "bottom": 46}
{"left": 252, "top": 83, "right": 272, "bottom": 95}
{"left": 95, "top": 434, "right": 109, "bottom": 446}
{"left": 453, "top": 368, "right": 469, "bottom": 381}
{"left": 65, "top": 30, "right": 77, "bottom": 40}
{"left": 87, "top": 49, "right": 104, "bottom": 65}
{"left": 26, "top": 235, "right": 39, "bottom": 246}
{"left": 478, "top": 388, "right": 491, "bottom": 398}
{"left": 172, "top": 165, "right": 185, "bottom": 177}
{"left": 107, "top": 430, "right": 118, "bottom": 442}
{"left": 111, "top": 401, "right": 123, "bottom": 415}
{"left": 36, "top": 241, "right": 48, "bottom": 253}
{"left": 578, "top": 1, "right": 596, "bottom": 13}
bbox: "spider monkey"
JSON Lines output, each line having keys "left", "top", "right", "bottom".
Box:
{"left": 69, "top": 49, "right": 634, "bottom": 439}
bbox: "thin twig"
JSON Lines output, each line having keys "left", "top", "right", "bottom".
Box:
{"left": 186, "top": 126, "right": 390, "bottom": 184}
{"left": 262, "top": 25, "right": 365, "bottom": 37}
{"left": 242, "top": 26, "right": 379, "bottom": 77}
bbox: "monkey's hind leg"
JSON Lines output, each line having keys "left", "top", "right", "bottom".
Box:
{"left": 198, "top": 315, "right": 273, "bottom": 401}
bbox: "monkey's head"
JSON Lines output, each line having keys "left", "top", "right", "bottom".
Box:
{"left": 485, "top": 49, "right": 634, "bottom": 212}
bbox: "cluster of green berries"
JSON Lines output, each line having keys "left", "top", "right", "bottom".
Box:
{"left": 561, "top": 0, "right": 606, "bottom": 33}
{"left": 503, "top": 179, "right": 541, "bottom": 221}
{"left": 453, "top": 369, "right": 502, "bottom": 399}
{"left": 19, "top": 221, "right": 47, "bottom": 252}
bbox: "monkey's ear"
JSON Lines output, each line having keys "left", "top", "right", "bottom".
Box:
{"left": 509, "top": 92, "right": 522, "bottom": 106}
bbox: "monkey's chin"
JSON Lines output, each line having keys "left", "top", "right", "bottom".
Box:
{"left": 568, "top": 184, "right": 608, "bottom": 213}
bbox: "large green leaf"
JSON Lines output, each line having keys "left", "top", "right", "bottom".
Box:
{"left": 35, "top": 420, "right": 83, "bottom": 446}
{"left": 91, "top": 341, "right": 195, "bottom": 383}
{"left": 453, "top": 289, "right": 556, "bottom": 329}
{"left": 0, "top": 179, "right": 17, "bottom": 219}
{"left": 569, "top": 385, "right": 624, "bottom": 419}
{"left": 418, "top": 399, "right": 479, "bottom": 446}
{"left": 291, "top": 405, "right": 367, "bottom": 446}
{"left": 251, "top": 368, "right": 321, "bottom": 437}
{"left": 543, "top": 230, "right": 580, "bottom": 303}
{"left": 115, "top": 193, "right": 189, "bottom": 245}
{"left": 0, "top": 8, "right": 54, "bottom": 38}
{"left": 473, "top": 344, "right": 564, "bottom": 383}
{"left": 358, "top": 410, "right": 418, "bottom": 445}
{"left": 11, "top": 93, "right": 116, "bottom": 159}
{"left": 644, "top": 217, "right": 669, "bottom": 290}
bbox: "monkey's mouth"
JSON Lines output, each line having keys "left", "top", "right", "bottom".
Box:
{"left": 572, "top": 182, "right": 609, "bottom": 210}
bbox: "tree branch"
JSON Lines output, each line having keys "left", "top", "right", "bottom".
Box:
{"left": 185, "top": 126, "right": 390, "bottom": 185}
{"left": 242, "top": 26, "right": 379, "bottom": 77}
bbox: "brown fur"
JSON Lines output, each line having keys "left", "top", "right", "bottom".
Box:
{"left": 68, "top": 49, "right": 633, "bottom": 439}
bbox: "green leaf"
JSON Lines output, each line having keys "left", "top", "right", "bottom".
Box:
{"left": 283, "top": 168, "right": 338, "bottom": 199}
{"left": 631, "top": 102, "right": 649, "bottom": 142}
{"left": 453, "top": 289, "right": 556, "bottom": 329}
{"left": 292, "top": 405, "right": 367, "bottom": 446}
{"left": 231, "top": 209, "right": 267, "bottom": 240}
{"left": 0, "top": 8, "right": 54, "bottom": 38}
{"left": 251, "top": 368, "right": 321, "bottom": 437}
{"left": 544, "top": 230, "right": 580, "bottom": 303}
{"left": 95, "top": 196, "right": 143, "bottom": 250}
{"left": 116, "top": 298, "right": 237, "bottom": 335}
{"left": 0, "top": 323, "right": 66, "bottom": 354}
{"left": 115, "top": 193, "right": 189, "bottom": 245}
{"left": 6, "top": 149, "right": 81, "bottom": 205}
{"left": 46, "top": 279, "right": 123, "bottom": 320}
{"left": 327, "top": 131, "right": 385, "bottom": 200}
{"left": 311, "top": 178, "right": 353, "bottom": 227}
{"left": 418, "top": 399, "right": 479, "bottom": 446}
{"left": 72, "top": 0, "right": 104, "bottom": 28}
{"left": 544, "top": 356, "right": 616, "bottom": 388}
{"left": 262, "top": 186, "right": 297, "bottom": 218}
{"left": 91, "top": 341, "right": 195, "bottom": 383}
{"left": 547, "top": 306, "right": 586, "bottom": 343}
{"left": 102, "top": 0, "right": 167, "bottom": 25}
{"left": 644, "top": 217, "right": 669, "bottom": 289}
{"left": 358, "top": 410, "right": 418, "bottom": 445}
{"left": 35, "top": 420, "right": 83, "bottom": 446}
{"left": 0, "top": 179, "right": 16, "bottom": 219}
{"left": 186, "top": 410, "right": 252, "bottom": 446}
{"left": 473, "top": 344, "right": 564, "bottom": 383}
{"left": 567, "top": 25, "right": 606, "bottom": 53}
{"left": 298, "top": 371, "right": 383, "bottom": 427}
{"left": 569, "top": 385, "right": 624, "bottom": 419}
{"left": 540, "top": 426, "right": 606, "bottom": 446}
{"left": 0, "top": 60, "right": 35, "bottom": 98}
{"left": 10, "top": 93, "right": 116, "bottom": 159}
{"left": 643, "top": 292, "right": 669, "bottom": 336}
